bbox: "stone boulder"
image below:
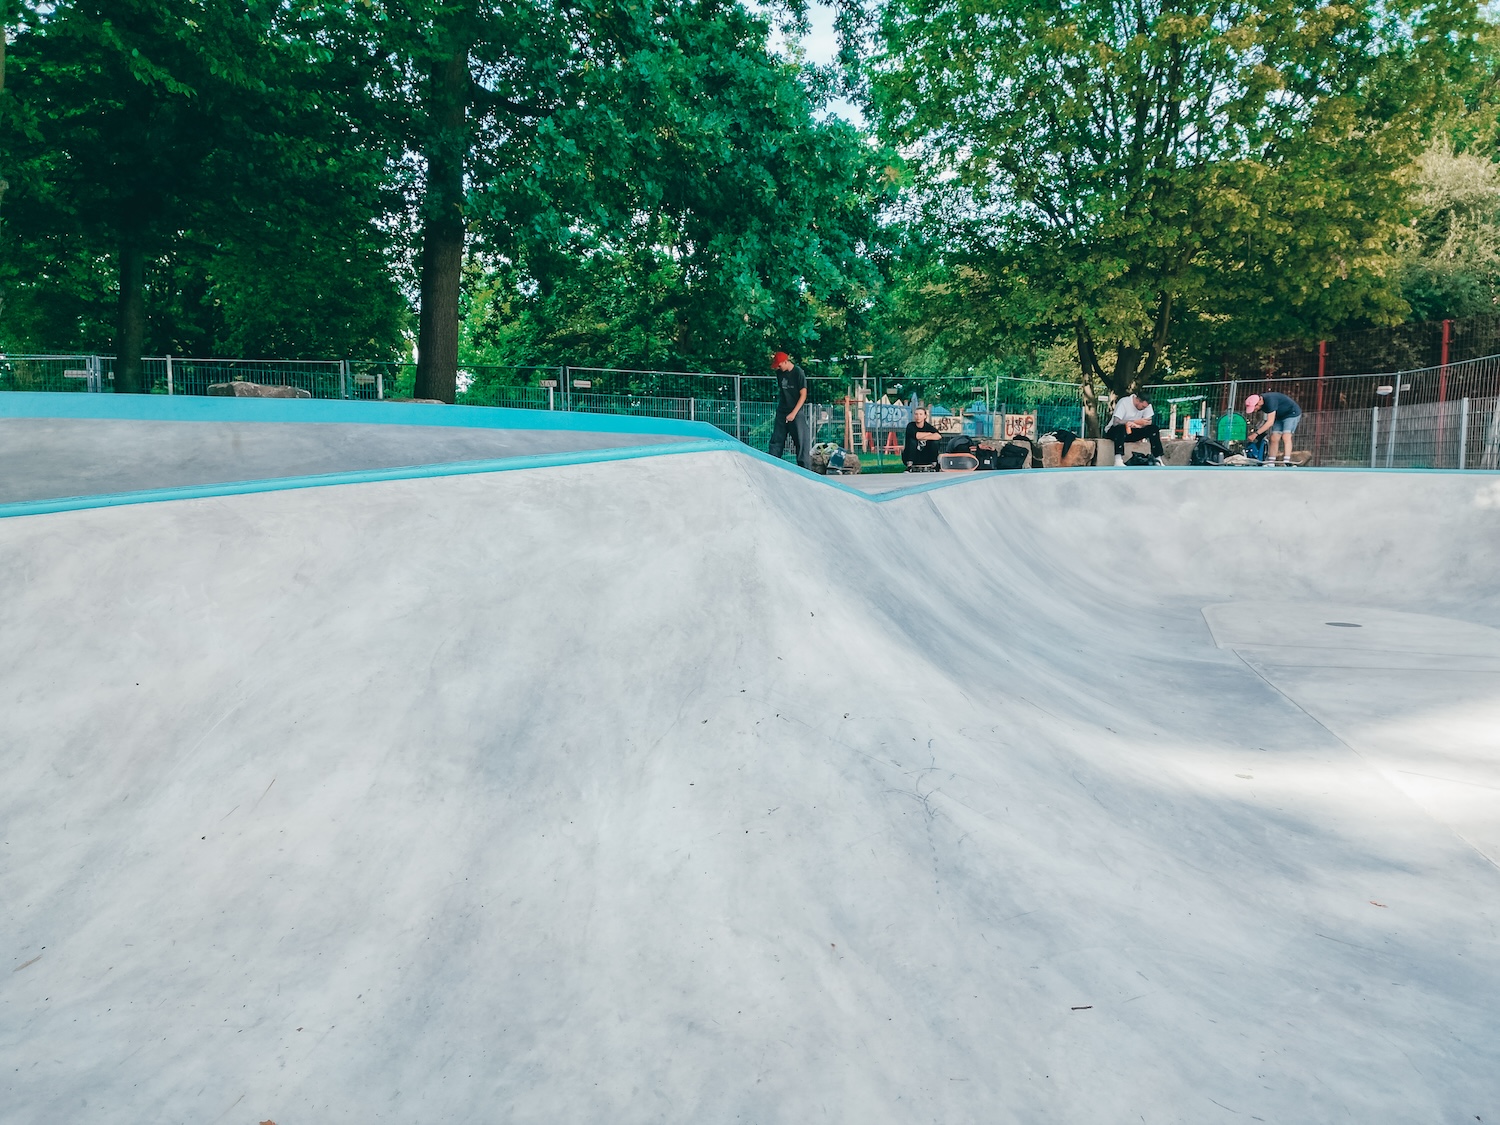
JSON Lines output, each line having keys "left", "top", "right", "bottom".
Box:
{"left": 1162, "top": 438, "right": 1195, "bottom": 466}
{"left": 207, "top": 381, "right": 312, "bottom": 399}
{"left": 1039, "top": 435, "right": 1105, "bottom": 468}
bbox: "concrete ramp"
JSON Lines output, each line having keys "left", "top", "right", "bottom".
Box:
{"left": 2, "top": 448, "right": 1499, "bottom": 1124}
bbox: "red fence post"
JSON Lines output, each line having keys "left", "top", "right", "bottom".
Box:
{"left": 1315, "top": 340, "right": 1327, "bottom": 463}
{"left": 1316, "top": 340, "right": 1327, "bottom": 412}
{"left": 1440, "top": 318, "right": 1451, "bottom": 402}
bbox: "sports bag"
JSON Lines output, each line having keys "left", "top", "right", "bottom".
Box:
{"left": 1190, "top": 436, "right": 1232, "bottom": 466}
{"left": 997, "top": 441, "right": 1031, "bottom": 469}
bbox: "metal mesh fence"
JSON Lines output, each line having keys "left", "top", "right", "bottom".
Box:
{"left": 1138, "top": 353, "right": 1500, "bottom": 468}
{"left": 1221, "top": 311, "right": 1500, "bottom": 384}
{"left": 6, "top": 349, "right": 1500, "bottom": 471}
{"left": 145, "top": 358, "right": 345, "bottom": 397}
{"left": 0, "top": 354, "right": 106, "bottom": 393}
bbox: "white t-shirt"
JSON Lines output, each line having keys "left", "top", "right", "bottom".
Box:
{"left": 1111, "top": 397, "right": 1154, "bottom": 426}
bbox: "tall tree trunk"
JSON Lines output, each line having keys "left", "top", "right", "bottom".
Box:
{"left": 1074, "top": 319, "right": 1104, "bottom": 437}
{"left": 1107, "top": 292, "right": 1174, "bottom": 395}
{"left": 115, "top": 240, "right": 147, "bottom": 394}
{"left": 414, "top": 48, "right": 470, "bottom": 405}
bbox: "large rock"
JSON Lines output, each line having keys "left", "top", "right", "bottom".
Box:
{"left": 1163, "top": 438, "right": 1195, "bottom": 466}
{"left": 1103, "top": 437, "right": 1195, "bottom": 466}
{"left": 1039, "top": 435, "right": 1106, "bottom": 468}
{"left": 206, "top": 381, "right": 312, "bottom": 399}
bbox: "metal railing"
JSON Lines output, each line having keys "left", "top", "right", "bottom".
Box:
{"left": 6, "top": 350, "right": 1500, "bottom": 471}
{"left": 1133, "top": 353, "right": 1500, "bottom": 468}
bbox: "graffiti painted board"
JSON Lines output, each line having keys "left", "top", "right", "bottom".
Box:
{"left": 864, "top": 403, "right": 911, "bottom": 430}
{"left": 1003, "top": 413, "right": 1038, "bottom": 438}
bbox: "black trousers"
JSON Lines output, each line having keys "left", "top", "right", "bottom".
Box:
{"left": 1105, "top": 422, "right": 1164, "bottom": 457}
{"left": 770, "top": 408, "right": 813, "bottom": 469}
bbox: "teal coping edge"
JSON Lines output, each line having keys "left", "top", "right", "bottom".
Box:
{"left": 1, "top": 395, "right": 1495, "bottom": 520}
{"left": 0, "top": 390, "right": 723, "bottom": 439}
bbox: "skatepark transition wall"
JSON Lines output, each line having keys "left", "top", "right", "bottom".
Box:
{"left": 1, "top": 395, "right": 1498, "bottom": 1124}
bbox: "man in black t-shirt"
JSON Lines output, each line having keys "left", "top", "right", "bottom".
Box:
{"left": 770, "top": 351, "right": 812, "bottom": 469}
{"left": 1245, "top": 391, "right": 1302, "bottom": 465}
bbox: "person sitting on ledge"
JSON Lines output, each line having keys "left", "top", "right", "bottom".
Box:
{"left": 902, "top": 406, "right": 943, "bottom": 470}
{"left": 1105, "top": 391, "right": 1165, "bottom": 465}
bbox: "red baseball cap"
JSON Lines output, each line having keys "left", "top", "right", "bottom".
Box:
{"left": 771, "top": 351, "right": 790, "bottom": 366}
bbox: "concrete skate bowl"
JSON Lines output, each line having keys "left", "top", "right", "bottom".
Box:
{"left": 3, "top": 404, "right": 1499, "bottom": 1124}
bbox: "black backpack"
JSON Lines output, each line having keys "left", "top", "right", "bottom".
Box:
{"left": 1190, "top": 436, "right": 1232, "bottom": 466}
{"left": 997, "top": 441, "right": 1031, "bottom": 469}
{"left": 939, "top": 433, "right": 975, "bottom": 455}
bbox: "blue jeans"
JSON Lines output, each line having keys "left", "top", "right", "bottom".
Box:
{"left": 1271, "top": 414, "right": 1301, "bottom": 434}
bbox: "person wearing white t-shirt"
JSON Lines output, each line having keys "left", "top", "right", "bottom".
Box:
{"left": 1105, "top": 391, "right": 1164, "bottom": 466}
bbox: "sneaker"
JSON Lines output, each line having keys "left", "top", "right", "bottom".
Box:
{"left": 1114, "top": 454, "right": 1126, "bottom": 466}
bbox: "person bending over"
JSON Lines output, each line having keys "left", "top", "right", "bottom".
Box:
{"left": 769, "top": 351, "right": 812, "bottom": 469}
{"left": 1105, "top": 391, "right": 1164, "bottom": 465}
{"left": 1244, "top": 392, "right": 1301, "bottom": 465}
{"left": 902, "top": 406, "right": 943, "bottom": 470}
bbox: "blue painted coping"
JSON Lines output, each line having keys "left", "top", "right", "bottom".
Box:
{"left": 0, "top": 390, "right": 724, "bottom": 439}
{"left": 0, "top": 392, "right": 1493, "bottom": 520}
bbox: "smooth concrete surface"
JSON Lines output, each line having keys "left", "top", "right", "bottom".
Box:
{"left": 0, "top": 417, "right": 690, "bottom": 503}
{"left": 838, "top": 471, "right": 934, "bottom": 493}
{"left": 3, "top": 454, "right": 1500, "bottom": 1124}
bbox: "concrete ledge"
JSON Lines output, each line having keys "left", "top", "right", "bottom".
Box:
{"left": 0, "top": 391, "right": 724, "bottom": 439}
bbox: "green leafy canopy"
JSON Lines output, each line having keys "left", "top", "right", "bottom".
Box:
{"left": 870, "top": 0, "right": 1482, "bottom": 410}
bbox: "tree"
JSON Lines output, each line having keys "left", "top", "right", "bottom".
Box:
{"left": 0, "top": 1, "right": 407, "bottom": 368}
{"left": 871, "top": 0, "right": 1478, "bottom": 429}
{"left": 459, "top": 1, "right": 894, "bottom": 380}
{"left": 1396, "top": 141, "right": 1500, "bottom": 321}
{"left": 3, "top": 1, "right": 263, "bottom": 389}
{"left": 0, "top": 0, "right": 12, "bottom": 222}
{"left": 344, "top": 0, "right": 581, "bottom": 402}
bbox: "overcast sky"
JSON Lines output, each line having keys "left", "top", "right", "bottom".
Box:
{"left": 799, "top": 2, "right": 841, "bottom": 64}
{"left": 782, "top": 1, "right": 865, "bottom": 126}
